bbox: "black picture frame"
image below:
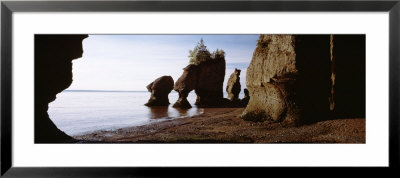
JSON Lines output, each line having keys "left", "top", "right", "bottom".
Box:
{"left": 1, "top": 0, "right": 399, "bottom": 177}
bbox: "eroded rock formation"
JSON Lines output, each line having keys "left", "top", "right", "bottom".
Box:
{"left": 242, "top": 35, "right": 331, "bottom": 125}
{"left": 226, "top": 68, "right": 241, "bottom": 101}
{"left": 194, "top": 57, "right": 226, "bottom": 107}
{"left": 35, "top": 34, "right": 88, "bottom": 143}
{"left": 242, "top": 34, "right": 365, "bottom": 125}
{"left": 173, "top": 65, "right": 198, "bottom": 108}
{"left": 173, "top": 40, "right": 226, "bottom": 108}
{"left": 241, "top": 88, "right": 250, "bottom": 106}
{"left": 145, "top": 76, "right": 174, "bottom": 106}
{"left": 173, "top": 58, "right": 226, "bottom": 108}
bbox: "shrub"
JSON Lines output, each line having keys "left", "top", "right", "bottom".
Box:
{"left": 211, "top": 48, "right": 225, "bottom": 60}
{"left": 188, "top": 38, "right": 225, "bottom": 65}
{"left": 188, "top": 38, "right": 210, "bottom": 65}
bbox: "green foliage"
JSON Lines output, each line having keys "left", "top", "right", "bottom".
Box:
{"left": 197, "top": 38, "right": 208, "bottom": 52}
{"left": 188, "top": 38, "right": 225, "bottom": 65}
{"left": 212, "top": 48, "right": 225, "bottom": 60}
{"left": 188, "top": 47, "right": 198, "bottom": 64}
{"left": 188, "top": 38, "right": 209, "bottom": 65}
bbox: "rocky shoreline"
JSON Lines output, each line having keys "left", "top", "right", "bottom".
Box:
{"left": 74, "top": 108, "right": 365, "bottom": 143}
{"left": 34, "top": 35, "right": 365, "bottom": 143}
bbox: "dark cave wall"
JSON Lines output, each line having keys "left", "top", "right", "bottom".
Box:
{"left": 35, "top": 34, "right": 88, "bottom": 143}
{"left": 243, "top": 34, "right": 366, "bottom": 125}
{"left": 294, "top": 35, "right": 332, "bottom": 124}
{"left": 332, "top": 35, "right": 366, "bottom": 118}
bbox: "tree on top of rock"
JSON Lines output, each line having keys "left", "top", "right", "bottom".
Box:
{"left": 212, "top": 48, "right": 225, "bottom": 61}
{"left": 189, "top": 38, "right": 224, "bottom": 65}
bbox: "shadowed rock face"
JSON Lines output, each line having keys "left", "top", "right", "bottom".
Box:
{"left": 331, "top": 35, "right": 365, "bottom": 118}
{"left": 145, "top": 76, "right": 174, "bottom": 106}
{"left": 35, "top": 34, "right": 88, "bottom": 143}
{"left": 241, "top": 88, "right": 250, "bottom": 106}
{"left": 293, "top": 35, "right": 332, "bottom": 124}
{"left": 242, "top": 34, "right": 365, "bottom": 125}
{"left": 243, "top": 35, "right": 301, "bottom": 124}
{"left": 173, "top": 56, "right": 226, "bottom": 108}
{"left": 194, "top": 58, "right": 226, "bottom": 107}
{"left": 226, "top": 68, "right": 241, "bottom": 101}
{"left": 173, "top": 65, "right": 198, "bottom": 108}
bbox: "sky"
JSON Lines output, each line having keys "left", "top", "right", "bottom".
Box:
{"left": 67, "top": 34, "right": 259, "bottom": 92}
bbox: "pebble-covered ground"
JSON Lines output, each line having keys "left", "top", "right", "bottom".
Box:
{"left": 75, "top": 108, "right": 365, "bottom": 143}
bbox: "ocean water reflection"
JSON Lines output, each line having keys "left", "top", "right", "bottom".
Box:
{"left": 49, "top": 91, "right": 203, "bottom": 135}
{"left": 147, "top": 106, "right": 204, "bottom": 119}
{"left": 49, "top": 90, "right": 243, "bottom": 135}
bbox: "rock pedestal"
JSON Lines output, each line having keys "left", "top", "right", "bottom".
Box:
{"left": 145, "top": 76, "right": 174, "bottom": 106}
{"left": 173, "top": 65, "right": 198, "bottom": 108}
{"left": 194, "top": 58, "right": 226, "bottom": 107}
{"left": 226, "top": 68, "right": 241, "bottom": 101}
{"left": 173, "top": 55, "right": 226, "bottom": 108}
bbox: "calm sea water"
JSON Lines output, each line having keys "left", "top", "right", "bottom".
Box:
{"left": 49, "top": 90, "right": 245, "bottom": 136}
{"left": 48, "top": 91, "right": 205, "bottom": 136}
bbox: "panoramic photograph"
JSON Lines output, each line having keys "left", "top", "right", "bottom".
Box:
{"left": 35, "top": 34, "right": 365, "bottom": 143}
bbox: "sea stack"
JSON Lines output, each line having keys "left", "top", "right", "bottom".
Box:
{"left": 241, "top": 88, "right": 250, "bottom": 106}
{"left": 145, "top": 76, "right": 174, "bottom": 106}
{"left": 226, "top": 68, "right": 241, "bottom": 101}
{"left": 173, "top": 65, "right": 198, "bottom": 108}
{"left": 173, "top": 39, "right": 226, "bottom": 108}
{"left": 194, "top": 55, "right": 226, "bottom": 107}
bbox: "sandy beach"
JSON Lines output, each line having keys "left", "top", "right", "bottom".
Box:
{"left": 75, "top": 108, "right": 365, "bottom": 143}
